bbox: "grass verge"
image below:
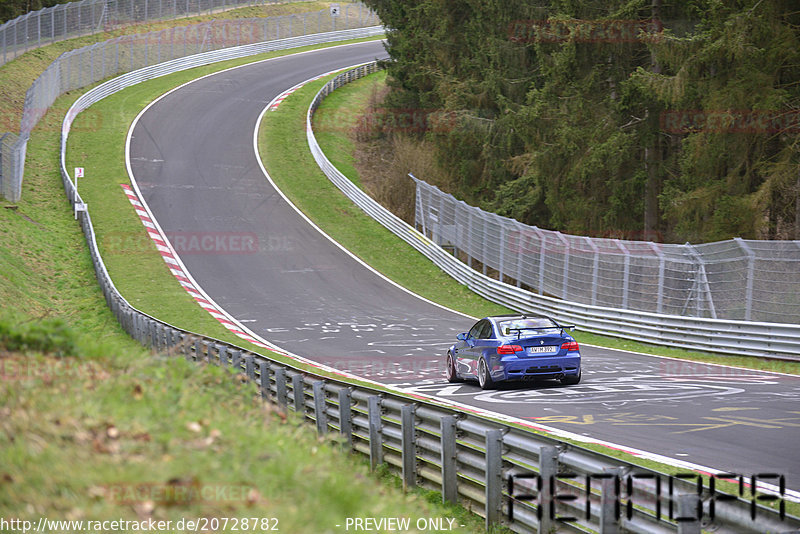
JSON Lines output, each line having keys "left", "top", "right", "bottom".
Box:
{"left": 260, "top": 74, "right": 511, "bottom": 321}
{"left": 0, "top": 316, "right": 487, "bottom": 531}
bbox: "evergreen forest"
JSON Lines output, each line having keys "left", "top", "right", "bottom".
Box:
{"left": 363, "top": 0, "right": 800, "bottom": 242}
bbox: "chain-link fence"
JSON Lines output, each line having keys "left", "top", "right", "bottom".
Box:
{"left": 413, "top": 177, "right": 800, "bottom": 325}
{"left": 0, "top": 0, "right": 321, "bottom": 67}
{"left": 0, "top": 3, "right": 380, "bottom": 203}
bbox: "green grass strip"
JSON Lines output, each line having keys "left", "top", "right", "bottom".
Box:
{"left": 260, "top": 74, "right": 511, "bottom": 321}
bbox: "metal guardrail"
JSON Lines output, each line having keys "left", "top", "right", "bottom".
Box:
{"left": 54, "top": 38, "right": 799, "bottom": 533}
{"left": 306, "top": 63, "right": 800, "bottom": 361}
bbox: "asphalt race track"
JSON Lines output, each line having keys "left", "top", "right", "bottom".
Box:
{"left": 127, "top": 40, "right": 800, "bottom": 491}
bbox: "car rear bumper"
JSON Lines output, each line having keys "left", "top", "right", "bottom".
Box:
{"left": 494, "top": 353, "right": 581, "bottom": 382}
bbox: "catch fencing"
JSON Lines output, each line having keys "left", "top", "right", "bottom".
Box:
{"left": 0, "top": 3, "right": 380, "bottom": 202}
{"left": 56, "top": 40, "right": 800, "bottom": 532}
{"left": 0, "top": 132, "right": 25, "bottom": 201}
{"left": 307, "top": 64, "right": 800, "bottom": 359}
{"left": 0, "top": 0, "right": 318, "bottom": 67}
{"left": 414, "top": 180, "right": 800, "bottom": 326}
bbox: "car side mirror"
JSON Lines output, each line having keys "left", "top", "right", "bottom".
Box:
{"left": 456, "top": 332, "right": 467, "bottom": 341}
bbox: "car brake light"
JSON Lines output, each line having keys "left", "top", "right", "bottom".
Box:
{"left": 497, "top": 345, "right": 522, "bottom": 355}
{"left": 561, "top": 341, "right": 580, "bottom": 352}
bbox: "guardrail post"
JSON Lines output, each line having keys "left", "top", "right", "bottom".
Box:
{"left": 164, "top": 326, "right": 173, "bottom": 352}
{"left": 128, "top": 310, "right": 136, "bottom": 340}
{"left": 401, "top": 404, "right": 416, "bottom": 491}
{"left": 148, "top": 321, "right": 157, "bottom": 350}
{"left": 368, "top": 395, "right": 382, "bottom": 469}
{"left": 176, "top": 332, "right": 186, "bottom": 356}
{"left": 485, "top": 429, "right": 503, "bottom": 529}
{"left": 162, "top": 328, "right": 171, "bottom": 352}
{"left": 338, "top": 388, "right": 352, "bottom": 450}
{"left": 274, "top": 367, "right": 287, "bottom": 410}
{"left": 676, "top": 494, "right": 701, "bottom": 534}
{"left": 599, "top": 469, "right": 620, "bottom": 534}
{"left": 192, "top": 338, "right": 202, "bottom": 362}
{"left": 230, "top": 350, "right": 242, "bottom": 372}
{"left": 154, "top": 322, "right": 163, "bottom": 351}
{"left": 538, "top": 445, "right": 558, "bottom": 534}
{"left": 313, "top": 381, "right": 327, "bottom": 435}
{"left": 258, "top": 360, "right": 269, "bottom": 400}
{"left": 245, "top": 355, "right": 255, "bottom": 381}
{"left": 292, "top": 373, "right": 304, "bottom": 412}
{"left": 159, "top": 324, "right": 168, "bottom": 351}
{"left": 440, "top": 415, "right": 458, "bottom": 505}
{"left": 218, "top": 345, "right": 228, "bottom": 367}
{"left": 205, "top": 341, "right": 214, "bottom": 364}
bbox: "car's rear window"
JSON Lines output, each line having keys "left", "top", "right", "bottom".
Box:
{"left": 498, "top": 318, "right": 560, "bottom": 337}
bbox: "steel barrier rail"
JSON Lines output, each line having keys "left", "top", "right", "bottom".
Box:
{"left": 55, "top": 40, "right": 799, "bottom": 533}
{"left": 305, "top": 62, "right": 800, "bottom": 361}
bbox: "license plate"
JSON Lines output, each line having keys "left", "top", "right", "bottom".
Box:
{"left": 528, "top": 346, "right": 557, "bottom": 354}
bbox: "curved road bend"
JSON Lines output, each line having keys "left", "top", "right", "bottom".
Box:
{"left": 128, "top": 40, "right": 800, "bottom": 491}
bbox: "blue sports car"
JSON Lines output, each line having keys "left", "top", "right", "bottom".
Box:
{"left": 446, "top": 315, "right": 581, "bottom": 389}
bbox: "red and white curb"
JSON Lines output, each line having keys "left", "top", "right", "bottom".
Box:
{"left": 120, "top": 183, "right": 277, "bottom": 351}
{"left": 268, "top": 67, "right": 348, "bottom": 111}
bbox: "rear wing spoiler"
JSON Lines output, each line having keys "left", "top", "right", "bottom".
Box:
{"left": 502, "top": 320, "right": 575, "bottom": 339}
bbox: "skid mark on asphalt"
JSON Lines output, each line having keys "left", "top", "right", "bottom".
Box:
{"left": 526, "top": 410, "right": 800, "bottom": 434}
{"left": 394, "top": 378, "right": 747, "bottom": 404}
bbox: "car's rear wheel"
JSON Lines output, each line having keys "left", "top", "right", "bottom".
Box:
{"left": 477, "top": 358, "right": 495, "bottom": 390}
{"left": 446, "top": 352, "right": 461, "bottom": 383}
{"left": 561, "top": 369, "right": 581, "bottom": 385}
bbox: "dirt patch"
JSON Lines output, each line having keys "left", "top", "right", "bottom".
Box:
{"left": 350, "top": 81, "right": 452, "bottom": 224}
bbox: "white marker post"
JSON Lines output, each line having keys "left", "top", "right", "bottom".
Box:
{"left": 330, "top": 4, "right": 339, "bottom": 31}
{"left": 74, "top": 167, "right": 85, "bottom": 220}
